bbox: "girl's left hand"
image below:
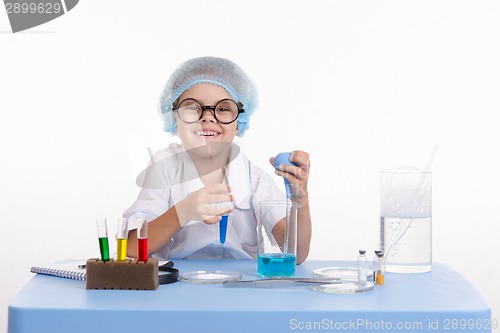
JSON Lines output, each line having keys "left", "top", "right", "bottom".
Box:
{"left": 270, "top": 150, "right": 310, "bottom": 202}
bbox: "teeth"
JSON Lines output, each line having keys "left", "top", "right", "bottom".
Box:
{"left": 196, "top": 131, "right": 219, "bottom": 136}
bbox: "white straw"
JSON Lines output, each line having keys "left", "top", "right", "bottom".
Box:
{"left": 423, "top": 144, "right": 440, "bottom": 172}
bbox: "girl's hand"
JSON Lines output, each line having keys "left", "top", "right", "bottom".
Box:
{"left": 175, "top": 184, "right": 233, "bottom": 226}
{"left": 270, "top": 151, "right": 311, "bottom": 203}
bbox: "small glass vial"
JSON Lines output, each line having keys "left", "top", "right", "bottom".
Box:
{"left": 374, "top": 251, "right": 385, "bottom": 286}
{"left": 373, "top": 250, "right": 382, "bottom": 282}
{"left": 358, "top": 250, "right": 367, "bottom": 286}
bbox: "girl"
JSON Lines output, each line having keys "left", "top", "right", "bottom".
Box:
{"left": 124, "top": 57, "right": 312, "bottom": 263}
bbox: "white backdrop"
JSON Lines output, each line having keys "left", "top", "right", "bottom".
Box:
{"left": 1, "top": 1, "right": 499, "bottom": 331}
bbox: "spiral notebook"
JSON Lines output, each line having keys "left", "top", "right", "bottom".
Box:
{"left": 31, "top": 261, "right": 87, "bottom": 281}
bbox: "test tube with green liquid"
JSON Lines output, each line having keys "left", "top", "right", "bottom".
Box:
{"left": 96, "top": 218, "right": 110, "bottom": 262}
{"left": 116, "top": 218, "right": 128, "bottom": 261}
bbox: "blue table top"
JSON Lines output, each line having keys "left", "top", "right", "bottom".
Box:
{"left": 8, "top": 260, "right": 492, "bottom": 333}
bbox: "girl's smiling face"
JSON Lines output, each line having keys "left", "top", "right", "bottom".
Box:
{"left": 174, "top": 84, "right": 239, "bottom": 156}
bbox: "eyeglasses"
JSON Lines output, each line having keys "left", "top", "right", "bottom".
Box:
{"left": 172, "top": 98, "right": 244, "bottom": 125}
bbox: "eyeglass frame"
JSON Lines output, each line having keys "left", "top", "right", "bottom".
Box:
{"left": 172, "top": 98, "right": 245, "bottom": 125}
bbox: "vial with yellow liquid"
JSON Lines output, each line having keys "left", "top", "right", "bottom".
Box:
{"left": 374, "top": 251, "right": 385, "bottom": 286}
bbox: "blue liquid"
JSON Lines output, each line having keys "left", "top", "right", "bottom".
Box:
{"left": 219, "top": 215, "right": 228, "bottom": 244}
{"left": 258, "top": 253, "right": 296, "bottom": 277}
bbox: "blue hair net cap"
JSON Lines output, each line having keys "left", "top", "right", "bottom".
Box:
{"left": 159, "top": 56, "right": 259, "bottom": 137}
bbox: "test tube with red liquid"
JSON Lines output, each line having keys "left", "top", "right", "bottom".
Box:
{"left": 137, "top": 218, "right": 148, "bottom": 262}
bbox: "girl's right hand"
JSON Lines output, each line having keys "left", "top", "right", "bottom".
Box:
{"left": 174, "top": 184, "right": 233, "bottom": 226}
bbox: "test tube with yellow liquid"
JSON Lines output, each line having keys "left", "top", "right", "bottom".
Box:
{"left": 116, "top": 218, "right": 128, "bottom": 261}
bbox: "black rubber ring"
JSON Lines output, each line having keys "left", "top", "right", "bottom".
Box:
{"left": 158, "top": 264, "right": 179, "bottom": 284}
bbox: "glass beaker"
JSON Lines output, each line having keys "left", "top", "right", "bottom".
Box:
{"left": 380, "top": 168, "right": 432, "bottom": 273}
{"left": 257, "top": 200, "right": 299, "bottom": 277}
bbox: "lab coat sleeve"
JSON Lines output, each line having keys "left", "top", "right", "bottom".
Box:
{"left": 123, "top": 158, "right": 172, "bottom": 231}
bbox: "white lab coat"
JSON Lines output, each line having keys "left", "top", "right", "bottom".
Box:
{"left": 123, "top": 143, "right": 285, "bottom": 260}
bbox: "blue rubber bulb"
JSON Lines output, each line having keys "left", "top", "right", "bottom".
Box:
{"left": 273, "top": 152, "right": 298, "bottom": 198}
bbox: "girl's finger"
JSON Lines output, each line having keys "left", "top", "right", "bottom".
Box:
{"left": 203, "top": 215, "right": 222, "bottom": 225}
{"left": 209, "top": 194, "right": 234, "bottom": 204}
{"left": 290, "top": 151, "right": 309, "bottom": 165}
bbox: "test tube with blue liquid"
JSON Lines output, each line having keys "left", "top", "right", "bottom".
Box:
{"left": 96, "top": 218, "right": 109, "bottom": 262}
{"left": 220, "top": 215, "right": 228, "bottom": 243}
{"left": 216, "top": 201, "right": 233, "bottom": 244}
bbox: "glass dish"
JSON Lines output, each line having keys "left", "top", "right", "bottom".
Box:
{"left": 180, "top": 270, "right": 242, "bottom": 284}
{"left": 313, "top": 267, "right": 373, "bottom": 280}
{"left": 309, "top": 281, "right": 375, "bottom": 294}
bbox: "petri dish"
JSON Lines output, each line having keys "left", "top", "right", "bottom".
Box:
{"left": 180, "top": 270, "right": 242, "bottom": 284}
{"left": 309, "top": 281, "right": 374, "bottom": 294}
{"left": 313, "top": 267, "right": 373, "bottom": 280}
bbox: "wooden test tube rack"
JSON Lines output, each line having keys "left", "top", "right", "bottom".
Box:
{"left": 86, "top": 258, "right": 159, "bottom": 290}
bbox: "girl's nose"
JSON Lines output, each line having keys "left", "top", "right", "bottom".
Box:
{"left": 200, "top": 109, "right": 216, "bottom": 123}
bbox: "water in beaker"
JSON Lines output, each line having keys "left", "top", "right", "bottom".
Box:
{"left": 257, "top": 200, "right": 298, "bottom": 277}
{"left": 257, "top": 253, "right": 296, "bottom": 277}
